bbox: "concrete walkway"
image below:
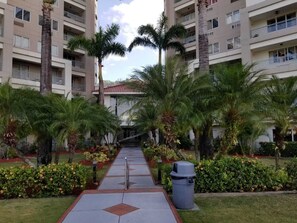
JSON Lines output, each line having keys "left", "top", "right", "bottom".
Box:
{"left": 58, "top": 147, "right": 182, "bottom": 223}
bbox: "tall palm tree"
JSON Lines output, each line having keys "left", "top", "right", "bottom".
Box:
{"left": 213, "top": 63, "right": 265, "bottom": 155}
{"left": 129, "top": 58, "right": 195, "bottom": 157}
{"left": 262, "top": 76, "right": 297, "bottom": 169}
{"left": 0, "top": 83, "right": 35, "bottom": 167}
{"left": 128, "top": 12, "right": 186, "bottom": 65}
{"left": 68, "top": 24, "right": 126, "bottom": 105}
{"left": 50, "top": 96, "right": 94, "bottom": 163}
{"left": 40, "top": 0, "right": 56, "bottom": 95}
{"left": 197, "top": 0, "right": 209, "bottom": 74}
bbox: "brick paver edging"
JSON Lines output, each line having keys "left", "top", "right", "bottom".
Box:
{"left": 57, "top": 188, "right": 183, "bottom": 223}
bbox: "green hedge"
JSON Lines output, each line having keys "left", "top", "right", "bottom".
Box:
{"left": 161, "top": 157, "right": 288, "bottom": 193}
{"left": 286, "top": 158, "right": 297, "bottom": 189}
{"left": 257, "top": 142, "right": 297, "bottom": 157}
{"left": 0, "top": 163, "right": 87, "bottom": 199}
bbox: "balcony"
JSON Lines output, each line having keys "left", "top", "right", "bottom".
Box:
{"left": 177, "top": 12, "right": 195, "bottom": 24}
{"left": 183, "top": 35, "right": 196, "bottom": 44}
{"left": 12, "top": 68, "right": 65, "bottom": 85}
{"left": 72, "top": 83, "right": 85, "bottom": 92}
{"left": 254, "top": 55, "right": 297, "bottom": 74}
{"left": 64, "top": 11, "right": 85, "bottom": 24}
{"left": 72, "top": 60, "right": 85, "bottom": 69}
{"left": 251, "top": 17, "right": 297, "bottom": 38}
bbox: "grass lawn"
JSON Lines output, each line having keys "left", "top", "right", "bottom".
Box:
{"left": 179, "top": 194, "right": 297, "bottom": 223}
{"left": 0, "top": 197, "right": 76, "bottom": 223}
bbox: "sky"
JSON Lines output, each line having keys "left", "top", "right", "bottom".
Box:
{"left": 98, "top": 0, "right": 164, "bottom": 81}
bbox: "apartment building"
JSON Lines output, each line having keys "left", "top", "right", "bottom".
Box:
{"left": 0, "top": 0, "right": 98, "bottom": 97}
{"left": 165, "top": 0, "right": 297, "bottom": 79}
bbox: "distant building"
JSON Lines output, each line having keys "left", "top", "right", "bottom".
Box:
{"left": 0, "top": 0, "right": 97, "bottom": 97}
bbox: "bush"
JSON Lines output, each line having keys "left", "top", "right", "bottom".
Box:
{"left": 257, "top": 142, "right": 297, "bottom": 157}
{"left": 0, "top": 163, "right": 87, "bottom": 199}
{"left": 285, "top": 158, "right": 297, "bottom": 189}
{"left": 195, "top": 157, "right": 287, "bottom": 193}
{"left": 143, "top": 145, "right": 179, "bottom": 161}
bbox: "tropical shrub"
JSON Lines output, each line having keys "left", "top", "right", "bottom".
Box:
{"left": 0, "top": 163, "right": 87, "bottom": 199}
{"left": 160, "top": 157, "right": 288, "bottom": 193}
{"left": 257, "top": 142, "right": 297, "bottom": 157}
{"left": 285, "top": 158, "right": 297, "bottom": 189}
{"left": 143, "top": 145, "right": 179, "bottom": 161}
{"left": 195, "top": 157, "right": 287, "bottom": 192}
{"left": 83, "top": 152, "right": 109, "bottom": 163}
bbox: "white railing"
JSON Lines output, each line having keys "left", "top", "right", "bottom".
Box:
{"left": 64, "top": 11, "right": 85, "bottom": 24}
{"left": 72, "top": 60, "right": 85, "bottom": 69}
{"left": 72, "top": 83, "right": 85, "bottom": 91}
{"left": 254, "top": 55, "right": 297, "bottom": 70}
{"left": 251, "top": 17, "right": 297, "bottom": 38}
{"left": 177, "top": 12, "right": 195, "bottom": 24}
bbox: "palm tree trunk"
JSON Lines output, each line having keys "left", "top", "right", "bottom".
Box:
{"left": 67, "top": 133, "right": 78, "bottom": 163}
{"left": 151, "top": 129, "right": 157, "bottom": 145}
{"left": 274, "top": 127, "right": 284, "bottom": 170}
{"left": 197, "top": 0, "right": 209, "bottom": 74}
{"left": 40, "top": 3, "right": 52, "bottom": 95}
{"left": 199, "top": 119, "right": 214, "bottom": 159}
{"left": 13, "top": 148, "right": 36, "bottom": 167}
{"left": 158, "top": 48, "right": 162, "bottom": 65}
{"left": 98, "top": 62, "right": 104, "bottom": 105}
{"left": 54, "top": 146, "right": 62, "bottom": 164}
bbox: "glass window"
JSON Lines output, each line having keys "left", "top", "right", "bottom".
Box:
{"left": 15, "top": 7, "right": 22, "bottom": 20}
{"left": 23, "top": 10, "right": 30, "bottom": 21}
{"left": 22, "top": 37, "right": 29, "bottom": 48}
{"left": 277, "top": 16, "right": 286, "bottom": 30}
{"left": 213, "top": 18, "right": 218, "bottom": 28}
{"left": 287, "top": 13, "right": 296, "bottom": 27}
{"left": 53, "top": 20, "right": 58, "bottom": 30}
{"left": 208, "top": 45, "right": 213, "bottom": 54}
{"left": 234, "top": 37, "right": 240, "bottom": 49}
{"left": 214, "top": 42, "right": 219, "bottom": 53}
{"left": 267, "top": 19, "right": 276, "bottom": 32}
{"left": 227, "top": 38, "right": 233, "bottom": 50}
{"left": 52, "top": 45, "right": 58, "bottom": 56}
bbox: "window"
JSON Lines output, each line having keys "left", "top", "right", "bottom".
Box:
{"left": 38, "top": 41, "right": 59, "bottom": 56}
{"left": 207, "top": 0, "right": 218, "bottom": 5}
{"left": 207, "top": 17, "right": 219, "bottom": 30}
{"left": 15, "top": 7, "right": 30, "bottom": 21}
{"left": 53, "top": 20, "right": 58, "bottom": 30}
{"left": 39, "top": 16, "right": 58, "bottom": 31}
{"left": 227, "top": 37, "right": 240, "bottom": 50}
{"left": 13, "top": 64, "right": 29, "bottom": 80}
{"left": 14, "top": 35, "right": 29, "bottom": 48}
{"left": 269, "top": 46, "right": 297, "bottom": 63}
{"left": 231, "top": 0, "right": 239, "bottom": 2}
{"left": 226, "top": 10, "right": 240, "bottom": 24}
{"left": 208, "top": 42, "right": 219, "bottom": 54}
{"left": 267, "top": 12, "right": 296, "bottom": 33}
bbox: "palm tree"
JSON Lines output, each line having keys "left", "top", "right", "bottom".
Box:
{"left": 50, "top": 96, "right": 94, "bottom": 163}
{"left": 0, "top": 83, "right": 36, "bottom": 167}
{"left": 197, "top": 0, "right": 209, "bottom": 74}
{"left": 131, "top": 100, "right": 160, "bottom": 145}
{"left": 212, "top": 63, "right": 265, "bottom": 155}
{"left": 129, "top": 58, "right": 195, "bottom": 157}
{"left": 128, "top": 12, "right": 186, "bottom": 65}
{"left": 40, "top": 0, "right": 56, "bottom": 95}
{"left": 68, "top": 24, "right": 126, "bottom": 105}
{"left": 262, "top": 76, "right": 297, "bottom": 169}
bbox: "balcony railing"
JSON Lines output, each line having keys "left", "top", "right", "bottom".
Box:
{"left": 175, "top": 0, "right": 182, "bottom": 3}
{"left": 64, "top": 11, "right": 85, "bottom": 24}
{"left": 64, "top": 34, "right": 75, "bottom": 41}
{"left": 72, "top": 83, "right": 85, "bottom": 91}
{"left": 12, "top": 69, "right": 65, "bottom": 85}
{"left": 251, "top": 17, "right": 297, "bottom": 38}
{"left": 177, "top": 12, "right": 195, "bottom": 24}
{"left": 254, "top": 54, "right": 297, "bottom": 70}
{"left": 183, "top": 35, "right": 196, "bottom": 44}
{"left": 72, "top": 60, "right": 85, "bottom": 69}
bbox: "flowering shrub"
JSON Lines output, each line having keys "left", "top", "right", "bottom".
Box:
{"left": 0, "top": 163, "right": 87, "bottom": 199}
{"left": 83, "top": 152, "right": 109, "bottom": 163}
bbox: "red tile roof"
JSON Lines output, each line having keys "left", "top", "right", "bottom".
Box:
{"left": 92, "top": 83, "right": 141, "bottom": 95}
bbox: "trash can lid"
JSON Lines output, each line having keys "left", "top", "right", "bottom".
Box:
{"left": 170, "top": 171, "right": 196, "bottom": 178}
{"left": 170, "top": 161, "right": 195, "bottom": 177}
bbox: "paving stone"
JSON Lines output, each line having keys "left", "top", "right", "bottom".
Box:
{"left": 62, "top": 210, "right": 119, "bottom": 223}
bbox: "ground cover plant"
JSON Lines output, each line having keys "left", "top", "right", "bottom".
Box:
{"left": 179, "top": 194, "right": 297, "bottom": 223}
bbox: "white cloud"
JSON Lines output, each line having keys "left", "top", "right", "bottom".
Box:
{"left": 110, "top": 0, "right": 163, "bottom": 46}
{"left": 106, "top": 55, "right": 128, "bottom": 62}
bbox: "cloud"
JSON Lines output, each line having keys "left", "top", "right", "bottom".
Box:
{"left": 110, "top": 0, "right": 163, "bottom": 46}
{"left": 106, "top": 55, "right": 128, "bottom": 62}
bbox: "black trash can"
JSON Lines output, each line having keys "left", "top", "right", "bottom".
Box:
{"left": 170, "top": 161, "right": 195, "bottom": 209}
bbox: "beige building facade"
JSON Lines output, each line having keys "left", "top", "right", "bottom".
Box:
{"left": 165, "top": 0, "right": 297, "bottom": 78}
{"left": 0, "top": 0, "right": 98, "bottom": 97}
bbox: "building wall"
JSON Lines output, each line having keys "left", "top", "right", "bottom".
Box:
{"left": 165, "top": 0, "right": 297, "bottom": 79}
{"left": 0, "top": 0, "right": 97, "bottom": 97}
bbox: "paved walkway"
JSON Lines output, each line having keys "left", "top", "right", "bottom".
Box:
{"left": 58, "top": 147, "right": 182, "bottom": 223}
